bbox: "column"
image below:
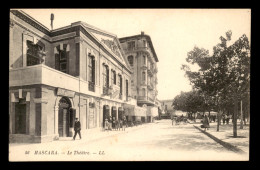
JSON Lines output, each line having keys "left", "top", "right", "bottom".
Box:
{"left": 54, "top": 106, "right": 59, "bottom": 139}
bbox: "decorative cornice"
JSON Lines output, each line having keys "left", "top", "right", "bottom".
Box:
{"left": 119, "top": 34, "right": 159, "bottom": 62}
{"left": 10, "top": 10, "right": 133, "bottom": 74}
{"left": 11, "top": 10, "right": 50, "bottom": 36}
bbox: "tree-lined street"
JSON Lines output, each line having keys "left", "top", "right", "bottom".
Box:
{"left": 9, "top": 120, "right": 248, "bottom": 161}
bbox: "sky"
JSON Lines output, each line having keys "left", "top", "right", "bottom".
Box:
{"left": 17, "top": 9, "right": 251, "bottom": 100}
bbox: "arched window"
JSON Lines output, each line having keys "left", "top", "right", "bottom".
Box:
{"left": 127, "top": 55, "right": 133, "bottom": 67}
{"left": 26, "top": 40, "right": 44, "bottom": 66}
{"left": 142, "top": 72, "right": 146, "bottom": 81}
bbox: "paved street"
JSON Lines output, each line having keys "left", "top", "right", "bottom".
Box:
{"left": 9, "top": 119, "right": 248, "bottom": 161}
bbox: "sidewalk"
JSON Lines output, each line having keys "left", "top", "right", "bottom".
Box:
{"left": 193, "top": 122, "right": 249, "bottom": 154}
{"left": 9, "top": 122, "right": 151, "bottom": 149}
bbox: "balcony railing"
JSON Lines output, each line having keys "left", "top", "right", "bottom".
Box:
{"left": 88, "top": 81, "right": 95, "bottom": 92}
{"left": 103, "top": 87, "right": 109, "bottom": 95}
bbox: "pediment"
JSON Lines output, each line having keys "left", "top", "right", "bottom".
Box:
{"left": 81, "top": 22, "right": 133, "bottom": 70}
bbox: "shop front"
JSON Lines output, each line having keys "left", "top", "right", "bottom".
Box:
{"left": 103, "top": 105, "right": 110, "bottom": 128}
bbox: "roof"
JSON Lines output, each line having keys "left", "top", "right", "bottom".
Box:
{"left": 119, "top": 34, "right": 159, "bottom": 62}
{"left": 10, "top": 10, "right": 133, "bottom": 74}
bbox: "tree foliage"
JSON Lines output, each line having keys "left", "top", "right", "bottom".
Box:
{"left": 181, "top": 31, "right": 250, "bottom": 136}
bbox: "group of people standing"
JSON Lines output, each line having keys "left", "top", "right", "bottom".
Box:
{"left": 104, "top": 116, "right": 127, "bottom": 131}
{"left": 222, "top": 114, "right": 232, "bottom": 124}
{"left": 72, "top": 115, "right": 128, "bottom": 140}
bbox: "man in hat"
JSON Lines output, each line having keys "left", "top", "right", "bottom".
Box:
{"left": 73, "top": 118, "right": 81, "bottom": 140}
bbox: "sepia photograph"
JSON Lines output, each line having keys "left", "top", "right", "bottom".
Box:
{"left": 9, "top": 8, "right": 250, "bottom": 161}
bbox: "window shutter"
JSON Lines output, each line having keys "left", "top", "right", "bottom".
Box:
{"left": 107, "top": 68, "right": 109, "bottom": 87}
{"left": 66, "top": 51, "right": 70, "bottom": 74}
{"left": 92, "top": 58, "right": 95, "bottom": 83}
{"left": 55, "top": 53, "right": 60, "bottom": 70}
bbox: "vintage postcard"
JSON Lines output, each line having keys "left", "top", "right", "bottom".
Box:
{"left": 9, "top": 8, "right": 250, "bottom": 161}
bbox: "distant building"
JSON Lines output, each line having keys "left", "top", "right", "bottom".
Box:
{"left": 119, "top": 32, "right": 159, "bottom": 122}
{"left": 160, "top": 99, "right": 174, "bottom": 119}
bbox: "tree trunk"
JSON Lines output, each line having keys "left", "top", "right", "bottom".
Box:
{"left": 233, "top": 96, "right": 238, "bottom": 137}
{"left": 193, "top": 113, "right": 196, "bottom": 122}
{"left": 208, "top": 110, "right": 211, "bottom": 117}
{"left": 217, "top": 109, "right": 221, "bottom": 132}
{"left": 240, "top": 100, "right": 243, "bottom": 129}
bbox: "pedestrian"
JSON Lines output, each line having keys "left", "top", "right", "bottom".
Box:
{"left": 73, "top": 118, "right": 81, "bottom": 140}
{"left": 112, "top": 116, "right": 116, "bottom": 130}
{"left": 222, "top": 114, "right": 226, "bottom": 124}
{"left": 171, "top": 116, "right": 174, "bottom": 126}
{"left": 122, "top": 116, "right": 127, "bottom": 131}
{"left": 109, "top": 116, "right": 112, "bottom": 130}
{"left": 226, "top": 114, "right": 230, "bottom": 124}
{"left": 202, "top": 115, "right": 210, "bottom": 131}
{"left": 104, "top": 118, "right": 109, "bottom": 131}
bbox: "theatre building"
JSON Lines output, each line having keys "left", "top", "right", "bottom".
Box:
{"left": 119, "top": 32, "right": 160, "bottom": 123}
{"left": 9, "top": 10, "right": 134, "bottom": 143}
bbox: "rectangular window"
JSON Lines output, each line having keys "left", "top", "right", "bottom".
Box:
{"left": 60, "top": 63, "right": 67, "bottom": 73}
{"left": 88, "top": 57, "right": 93, "bottom": 82}
{"left": 111, "top": 71, "right": 114, "bottom": 85}
{"left": 59, "top": 51, "right": 67, "bottom": 73}
{"left": 60, "top": 51, "right": 66, "bottom": 61}
{"left": 27, "top": 40, "right": 43, "bottom": 66}
{"left": 103, "top": 65, "right": 109, "bottom": 88}
{"left": 127, "top": 41, "right": 135, "bottom": 50}
{"left": 118, "top": 75, "right": 121, "bottom": 87}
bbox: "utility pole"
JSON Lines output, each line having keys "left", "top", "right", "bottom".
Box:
{"left": 50, "top": 13, "right": 54, "bottom": 30}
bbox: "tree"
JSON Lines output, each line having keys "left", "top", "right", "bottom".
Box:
{"left": 172, "top": 90, "right": 205, "bottom": 121}
{"left": 182, "top": 31, "right": 250, "bottom": 137}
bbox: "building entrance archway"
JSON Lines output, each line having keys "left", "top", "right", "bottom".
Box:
{"left": 58, "top": 97, "right": 73, "bottom": 137}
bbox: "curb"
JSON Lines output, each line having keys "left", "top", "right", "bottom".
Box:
{"left": 193, "top": 125, "right": 246, "bottom": 154}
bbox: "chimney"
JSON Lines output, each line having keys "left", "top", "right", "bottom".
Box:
{"left": 141, "top": 31, "right": 144, "bottom": 35}
{"left": 50, "top": 13, "right": 54, "bottom": 30}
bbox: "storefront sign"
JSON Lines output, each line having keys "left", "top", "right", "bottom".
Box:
{"left": 57, "top": 88, "right": 75, "bottom": 98}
